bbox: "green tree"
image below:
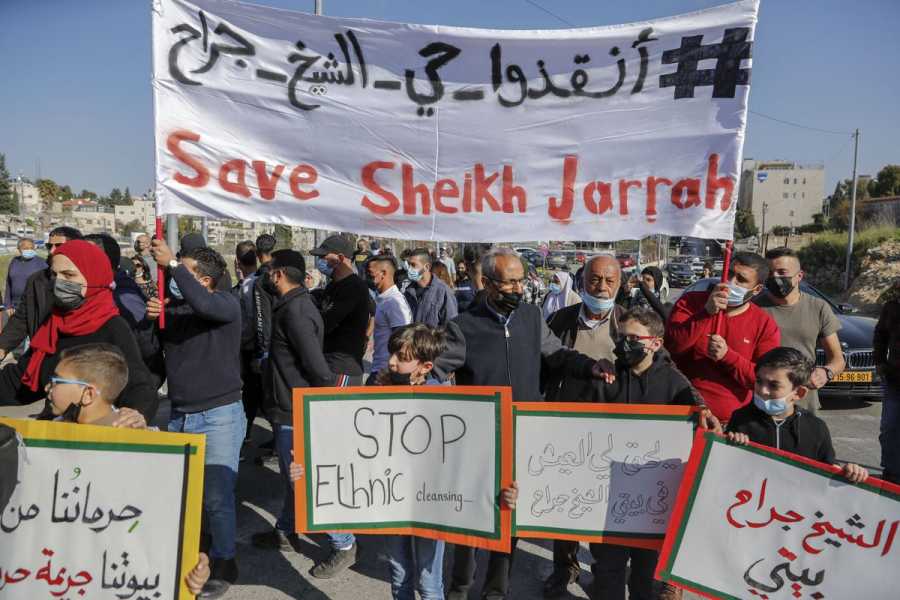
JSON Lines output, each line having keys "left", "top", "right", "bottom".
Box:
{"left": 0, "top": 153, "right": 17, "bottom": 213}
{"left": 109, "top": 188, "right": 123, "bottom": 206}
{"left": 867, "top": 165, "right": 900, "bottom": 198}
{"left": 119, "top": 219, "right": 144, "bottom": 238}
{"left": 123, "top": 187, "right": 134, "bottom": 205}
{"left": 58, "top": 185, "right": 73, "bottom": 201}
{"left": 178, "top": 216, "right": 198, "bottom": 238}
{"left": 36, "top": 178, "right": 60, "bottom": 205}
{"left": 735, "top": 208, "right": 758, "bottom": 239}
{"left": 79, "top": 189, "right": 97, "bottom": 200}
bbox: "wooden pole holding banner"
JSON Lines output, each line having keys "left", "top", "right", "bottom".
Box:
{"left": 713, "top": 240, "right": 734, "bottom": 335}
{"left": 155, "top": 217, "right": 166, "bottom": 329}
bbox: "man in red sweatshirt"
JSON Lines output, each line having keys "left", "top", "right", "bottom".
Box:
{"left": 665, "top": 252, "right": 780, "bottom": 422}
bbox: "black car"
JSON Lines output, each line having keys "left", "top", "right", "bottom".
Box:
{"left": 666, "top": 262, "right": 697, "bottom": 288}
{"left": 682, "top": 279, "right": 880, "bottom": 399}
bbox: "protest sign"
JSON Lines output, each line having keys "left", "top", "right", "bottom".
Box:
{"left": 0, "top": 418, "right": 205, "bottom": 600}
{"left": 152, "top": 0, "right": 758, "bottom": 241}
{"left": 657, "top": 430, "right": 900, "bottom": 599}
{"left": 293, "top": 386, "right": 513, "bottom": 551}
{"left": 513, "top": 403, "right": 696, "bottom": 549}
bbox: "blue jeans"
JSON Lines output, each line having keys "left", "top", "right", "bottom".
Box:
{"left": 881, "top": 383, "right": 900, "bottom": 483}
{"left": 169, "top": 401, "right": 246, "bottom": 560}
{"left": 386, "top": 536, "right": 445, "bottom": 600}
{"left": 274, "top": 424, "right": 354, "bottom": 550}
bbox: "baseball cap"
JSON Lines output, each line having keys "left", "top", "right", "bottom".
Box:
{"left": 310, "top": 235, "right": 354, "bottom": 258}
{"left": 179, "top": 232, "right": 206, "bottom": 257}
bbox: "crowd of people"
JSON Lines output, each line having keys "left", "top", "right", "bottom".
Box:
{"left": 0, "top": 226, "right": 895, "bottom": 600}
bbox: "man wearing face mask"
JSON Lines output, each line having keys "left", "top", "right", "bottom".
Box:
{"left": 3, "top": 238, "right": 47, "bottom": 325}
{"left": 309, "top": 235, "right": 373, "bottom": 387}
{"left": 434, "top": 247, "right": 612, "bottom": 600}
{"left": 403, "top": 247, "right": 458, "bottom": 328}
{"left": 366, "top": 256, "right": 413, "bottom": 384}
{"left": 146, "top": 239, "right": 244, "bottom": 599}
{"left": 0, "top": 227, "right": 82, "bottom": 362}
{"left": 755, "top": 247, "right": 844, "bottom": 415}
{"left": 666, "top": 252, "right": 780, "bottom": 423}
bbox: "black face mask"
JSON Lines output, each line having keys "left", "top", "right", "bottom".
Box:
{"left": 59, "top": 401, "right": 83, "bottom": 423}
{"left": 766, "top": 276, "right": 795, "bottom": 298}
{"left": 388, "top": 371, "right": 413, "bottom": 385}
{"left": 614, "top": 338, "right": 647, "bottom": 366}
{"left": 260, "top": 273, "right": 279, "bottom": 296}
{"left": 366, "top": 276, "right": 379, "bottom": 292}
{"left": 493, "top": 290, "right": 522, "bottom": 314}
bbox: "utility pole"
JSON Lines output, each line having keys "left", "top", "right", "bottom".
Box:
{"left": 843, "top": 129, "right": 860, "bottom": 291}
{"left": 760, "top": 201, "right": 768, "bottom": 253}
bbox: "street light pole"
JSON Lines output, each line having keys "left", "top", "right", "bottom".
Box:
{"left": 843, "top": 129, "right": 860, "bottom": 291}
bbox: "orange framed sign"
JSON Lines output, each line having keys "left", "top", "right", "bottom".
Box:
{"left": 0, "top": 418, "right": 205, "bottom": 600}
{"left": 513, "top": 402, "right": 697, "bottom": 550}
{"left": 293, "top": 386, "right": 513, "bottom": 552}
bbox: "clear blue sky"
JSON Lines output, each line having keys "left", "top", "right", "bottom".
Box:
{"left": 1, "top": 0, "right": 897, "bottom": 199}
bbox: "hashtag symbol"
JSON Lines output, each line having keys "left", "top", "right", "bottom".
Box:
{"left": 659, "top": 27, "right": 752, "bottom": 99}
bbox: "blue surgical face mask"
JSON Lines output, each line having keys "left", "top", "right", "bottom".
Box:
{"left": 169, "top": 277, "right": 183, "bottom": 300}
{"left": 753, "top": 392, "right": 790, "bottom": 416}
{"left": 548, "top": 283, "right": 561, "bottom": 294}
{"left": 726, "top": 282, "right": 751, "bottom": 307}
{"left": 316, "top": 258, "right": 333, "bottom": 277}
{"left": 21, "top": 249, "right": 37, "bottom": 259}
{"left": 405, "top": 262, "right": 422, "bottom": 282}
{"left": 580, "top": 291, "right": 615, "bottom": 314}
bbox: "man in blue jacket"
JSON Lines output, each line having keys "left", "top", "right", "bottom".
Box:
{"left": 404, "top": 247, "right": 458, "bottom": 328}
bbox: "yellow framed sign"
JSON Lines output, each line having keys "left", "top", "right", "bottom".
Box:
{"left": 0, "top": 418, "right": 205, "bottom": 600}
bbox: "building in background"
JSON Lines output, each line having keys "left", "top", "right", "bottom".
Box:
{"left": 738, "top": 159, "right": 826, "bottom": 235}
{"left": 11, "top": 179, "right": 41, "bottom": 215}
{"left": 114, "top": 199, "right": 156, "bottom": 233}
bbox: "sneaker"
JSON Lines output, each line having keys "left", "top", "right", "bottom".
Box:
{"left": 251, "top": 528, "right": 296, "bottom": 552}
{"left": 543, "top": 569, "right": 579, "bottom": 598}
{"left": 310, "top": 545, "right": 357, "bottom": 579}
{"left": 199, "top": 558, "right": 238, "bottom": 599}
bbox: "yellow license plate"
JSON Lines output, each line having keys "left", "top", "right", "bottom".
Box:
{"left": 834, "top": 371, "right": 873, "bottom": 383}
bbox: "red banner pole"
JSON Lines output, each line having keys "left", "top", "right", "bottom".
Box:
{"left": 714, "top": 240, "right": 734, "bottom": 335}
{"left": 155, "top": 217, "right": 166, "bottom": 329}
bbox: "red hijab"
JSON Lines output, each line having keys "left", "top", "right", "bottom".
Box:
{"left": 21, "top": 240, "right": 120, "bottom": 391}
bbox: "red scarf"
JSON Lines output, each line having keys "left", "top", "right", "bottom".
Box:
{"left": 21, "top": 240, "right": 120, "bottom": 391}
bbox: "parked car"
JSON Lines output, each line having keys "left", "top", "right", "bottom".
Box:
{"left": 547, "top": 251, "right": 569, "bottom": 269}
{"left": 682, "top": 278, "right": 881, "bottom": 399}
{"left": 616, "top": 253, "right": 636, "bottom": 271}
{"left": 666, "top": 262, "right": 696, "bottom": 288}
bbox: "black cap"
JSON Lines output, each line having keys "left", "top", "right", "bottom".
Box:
{"left": 179, "top": 232, "right": 206, "bottom": 256}
{"left": 310, "top": 234, "right": 354, "bottom": 258}
{"left": 270, "top": 249, "right": 306, "bottom": 273}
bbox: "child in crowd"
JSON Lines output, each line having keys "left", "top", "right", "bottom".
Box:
{"left": 727, "top": 346, "right": 869, "bottom": 483}
{"left": 589, "top": 308, "right": 694, "bottom": 600}
{"left": 290, "top": 324, "right": 518, "bottom": 600}
{"left": 43, "top": 342, "right": 211, "bottom": 593}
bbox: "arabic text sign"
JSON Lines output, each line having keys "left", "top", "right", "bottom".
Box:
{"left": 293, "top": 386, "right": 513, "bottom": 551}
{"left": 152, "top": 0, "right": 759, "bottom": 241}
{"left": 0, "top": 418, "right": 205, "bottom": 600}
{"left": 514, "top": 403, "right": 696, "bottom": 549}
{"left": 657, "top": 431, "right": 900, "bottom": 599}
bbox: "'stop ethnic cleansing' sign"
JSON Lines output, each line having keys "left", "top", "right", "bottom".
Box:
{"left": 152, "top": 0, "right": 758, "bottom": 241}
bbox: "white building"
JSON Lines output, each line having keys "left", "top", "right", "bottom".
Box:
{"left": 11, "top": 179, "right": 41, "bottom": 215}
{"left": 114, "top": 199, "right": 156, "bottom": 233}
{"left": 72, "top": 205, "right": 117, "bottom": 235}
{"left": 738, "top": 159, "right": 826, "bottom": 234}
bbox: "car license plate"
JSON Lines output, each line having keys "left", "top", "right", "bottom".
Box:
{"left": 834, "top": 371, "right": 873, "bottom": 383}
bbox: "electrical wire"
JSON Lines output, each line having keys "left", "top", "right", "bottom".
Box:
{"left": 521, "top": 0, "right": 576, "bottom": 27}
{"left": 749, "top": 110, "right": 852, "bottom": 136}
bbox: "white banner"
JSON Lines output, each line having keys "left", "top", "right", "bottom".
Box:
{"left": 0, "top": 419, "right": 205, "bottom": 600}
{"left": 152, "top": 0, "right": 758, "bottom": 241}
{"left": 514, "top": 404, "right": 695, "bottom": 547}
{"left": 658, "top": 432, "right": 900, "bottom": 599}
{"left": 294, "top": 387, "right": 512, "bottom": 551}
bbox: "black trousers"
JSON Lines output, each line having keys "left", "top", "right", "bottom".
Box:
{"left": 589, "top": 543, "right": 658, "bottom": 600}
{"left": 551, "top": 539, "right": 581, "bottom": 578}
{"left": 449, "top": 538, "right": 519, "bottom": 598}
{"left": 240, "top": 350, "right": 263, "bottom": 438}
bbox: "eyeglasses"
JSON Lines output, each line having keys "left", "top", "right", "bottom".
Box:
{"left": 47, "top": 242, "right": 66, "bottom": 251}
{"left": 49, "top": 376, "right": 93, "bottom": 389}
{"left": 487, "top": 276, "right": 525, "bottom": 289}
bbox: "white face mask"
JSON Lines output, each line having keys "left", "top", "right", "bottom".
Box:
{"left": 726, "top": 282, "right": 751, "bottom": 306}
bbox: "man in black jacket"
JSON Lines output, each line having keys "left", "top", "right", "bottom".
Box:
{"left": 310, "top": 235, "right": 373, "bottom": 386}
{"left": 147, "top": 240, "right": 244, "bottom": 600}
{"left": 249, "top": 251, "right": 353, "bottom": 577}
{"left": 435, "top": 247, "right": 611, "bottom": 600}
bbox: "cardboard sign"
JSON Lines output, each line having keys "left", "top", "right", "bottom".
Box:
{"left": 152, "top": 0, "right": 759, "bottom": 241}
{"left": 0, "top": 418, "right": 205, "bottom": 600}
{"left": 657, "top": 431, "right": 900, "bottom": 599}
{"left": 514, "top": 403, "right": 696, "bottom": 549}
{"left": 293, "top": 386, "right": 513, "bottom": 551}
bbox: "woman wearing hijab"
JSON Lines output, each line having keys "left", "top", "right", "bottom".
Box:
{"left": 0, "top": 240, "right": 159, "bottom": 421}
{"left": 541, "top": 271, "right": 581, "bottom": 320}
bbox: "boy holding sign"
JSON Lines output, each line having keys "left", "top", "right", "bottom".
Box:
{"left": 726, "top": 346, "right": 869, "bottom": 483}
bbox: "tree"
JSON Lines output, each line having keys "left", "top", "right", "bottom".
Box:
{"left": 122, "top": 187, "right": 134, "bottom": 205}
{"left": 0, "top": 153, "right": 16, "bottom": 214}
{"left": 36, "top": 178, "right": 60, "bottom": 205}
{"left": 79, "top": 189, "right": 97, "bottom": 200}
{"left": 867, "top": 165, "right": 900, "bottom": 198}
{"left": 119, "top": 219, "right": 144, "bottom": 238}
{"left": 58, "top": 185, "right": 73, "bottom": 201}
{"left": 735, "top": 208, "right": 758, "bottom": 239}
{"left": 812, "top": 212, "right": 826, "bottom": 226}
{"left": 109, "top": 188, "right": 123, "bottom": 206}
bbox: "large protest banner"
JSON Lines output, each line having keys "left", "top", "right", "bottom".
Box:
{"left": 513, "top": 403, "right": 696, "bottom": 549}
{"left": 0, "top": 418, "right": 205, "bottom": 600}
{"left": 152, "top": 0, "right": 758, "bottom": 242}
{"left": 293, "top": 387, "right": 513, "bottom": 551}
{"left": 657, "top": 430, "right": 900, "bottom": 599}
